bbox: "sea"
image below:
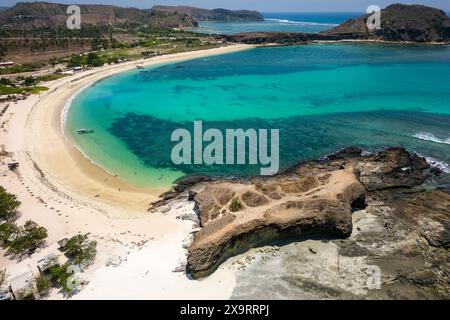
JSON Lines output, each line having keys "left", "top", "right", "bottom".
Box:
{"left": 65, "top": 13, "right": 450, "bottom": 189}
{"left": 194, "top": 12, "right": 362, "bottom": 34}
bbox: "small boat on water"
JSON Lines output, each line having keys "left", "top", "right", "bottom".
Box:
{"left": 77, "top": 128, "right": 94, "bottom": 134}
{"left": 136, "top": 65, "right": 144, "bottom": 69}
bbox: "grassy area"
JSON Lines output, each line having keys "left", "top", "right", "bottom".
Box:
{"left": 37, "top": 73, "right": 66, "bottom": 82}
{"left": 66, "top": 36, "right": 221, "bottom": 68}
{"left": 0, "top": 84, "right": 48, "bottom": 95}
{"left": 0, "top": 63, "right": 44, "bottom": 75}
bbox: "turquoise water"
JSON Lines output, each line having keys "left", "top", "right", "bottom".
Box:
{"left": 66, "top": 43, "right": 450, "bottom": 189}
{"left": 195, "top": 12, "right": 361, "bottom": 34}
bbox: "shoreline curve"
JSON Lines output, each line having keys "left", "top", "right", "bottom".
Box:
{"left": 22, "top": 44, "right": 254, "bottom": 214}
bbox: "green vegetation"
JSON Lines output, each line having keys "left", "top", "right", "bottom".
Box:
{"left": 0, "top": 63, "right": 43, "bottom": 75}
{"left": 68, "top": 52, "right": 105, "bottom": 67}
{"left": 48, "top": 263, "right": 72, "bottom": 293}
{"left": 40, "top": 234, "right": 97, "bottom": 295}
{"left": 0, "top": 221, "right": 48, "bottom": 256}
{"left": 37, "top": 73, "right": 66, "bottom": 82}
{"left": 229, "top": 198, "right": 243, "bottom": 212}
{"left": 34, "top": 273, "right": 52, "bottom": 296}
{"left": 0, "top": 268, "right": 7, "bottom": 289}
{"left": 0, "top": 84, "right": 48, "bottom": 95}
{"left": 62, "top": 234, "right": 97, "bottom": 267}
{"left": 0, "top": 186, "right": 21, "bottom": 221}
{"left": 0, "top": 76, "right": 49, "bottom": 95}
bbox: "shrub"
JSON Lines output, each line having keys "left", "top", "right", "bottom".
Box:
{"left": 34, "top": 274, "right": 51, "bottom": 296}
{"left": 0, "top": 268, "right": 7, "bottom": 289}
{"left": 229, "top": 198, "right": 243, "bottom": 212}
{"left": 0, "top": 186, "right": 21, "bottom": 221}
{"left": 23, "top": 76, "right": 37, "bottom": 86}
{"left": 63, "top": 234, "right": 97, "bottom": 267}
{"left": 67, "top": 55, "right": 83, "bottom": 67}
{"left": 0, "top": 222, "right": 20, "bottom": 244}
{"left": 86, "top": 52, "right": 104, "bottom": 67}
{"left": 48, "top": 263, "right": 76, "bottom": 294}
{"left": 0, "top": 78, "right": 12, "bottom": 86}
{"left": 0, "top": 220, "right": 48, "bottom": 256}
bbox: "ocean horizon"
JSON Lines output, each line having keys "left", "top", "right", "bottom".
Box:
{"left": 195, "top": 12, "right": 363, "bottom": 34}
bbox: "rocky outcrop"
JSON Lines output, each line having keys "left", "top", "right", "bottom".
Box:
{"left": 151, "top": 147, "right": 442, "bottom": 278}
{"left": 225, "top": 4, "right": 450, "bottom": 44}
{"left": 223, "top": 32, "right": 327, "bottom": 45}
{"left": 151, "top": 5, "right": 263, "bottom": 22}
{"left": 230, "top": 189, "right": 450, "bottom": 299}
{"left": 323, "top": 4, "right": 450, "bottom": 43}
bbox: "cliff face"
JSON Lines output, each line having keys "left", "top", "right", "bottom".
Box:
{"left": 151, "top": 5, "right": 263, "bottom": 22}
{"left": 149, "top": 147, "right": 450, "bottom": 279}
{"left": 322, "top": 4, "right": 450, "bottom": 42}
{"left": 0, "top": 2, "right": 198, "bottom": 28}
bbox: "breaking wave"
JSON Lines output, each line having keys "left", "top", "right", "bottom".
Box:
{"left": 417, "top": 154, "right": 450, "bottom": 173}
{"left": 412, "top": 132, "right": 450, "bottom": 145}
{"left": 265, "top": 18, "right": 338, "bottom": 27}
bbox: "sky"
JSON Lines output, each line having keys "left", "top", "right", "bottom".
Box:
{"left": 2, "top": 0, "right": 450, "bottom": 12}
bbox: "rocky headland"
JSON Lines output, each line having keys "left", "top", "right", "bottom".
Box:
{"left": 224, "top": 4, "right": 450, "bottom": 44}
{"left": 151, "top": 5, "right": 263, "bottom": 22}
{"left": 150, "top": 147, "right": 449, "bottom": 298}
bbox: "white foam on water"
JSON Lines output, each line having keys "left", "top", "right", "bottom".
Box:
{"left": 416, "top": 153, "right": 450, "bottom": 173}
{"left": 412, "top": 132, "right": 450, "bottom": 145}
{"left": 265, "top": 18, "right": 338, "bottom": 27}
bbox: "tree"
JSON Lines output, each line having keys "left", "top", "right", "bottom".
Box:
{"left": 0, "top": 186, "right": 21, "bottom": 221}
{"left": 0, "top": 221, "right": 48, "bottom": 256}
{"left": 0, "top": 268, "right": 7, "bottom": 289}
{"left": 0, "top": 222, "right": 20, "bottom": 245}
{"left": 67, "top": 55, "right": 83, "bottom": 68}
{"left": 63, "top": 234, "right": 97, "bottom": 267}
{"left": 49, "top": 263, "right": 73, "bottom": 294}
{"left": 34, "top": 274, "right": 51, "bottom": 296}
{"left": 23, "top": 76, "right": 37, "bottom": 86}
{"left": 7, "top": 222, "right": 48, "bottom": 255}
{"left": 86, "top": 52, "right": 104, "bottom": 67}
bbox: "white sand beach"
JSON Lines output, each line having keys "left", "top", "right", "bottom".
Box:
{"left": 0, "top": 44, "right": 252, "bottom": 299}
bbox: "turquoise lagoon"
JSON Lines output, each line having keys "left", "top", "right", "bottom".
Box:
{"left": 65, "top": 43, "right": 450, "bottom": 189}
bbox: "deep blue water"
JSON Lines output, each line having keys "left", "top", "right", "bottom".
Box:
{"left": 195, "top": 12, "right": 362, "bottom": 34}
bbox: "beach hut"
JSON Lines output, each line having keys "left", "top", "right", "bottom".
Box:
{"left": 57, "top": 238, "right": 69, "bottom": 250}
{"left": 0, "top": 61, "right": 14, "bottom": 68}
{"left": 9, "top": 272, "right": 34, "bottom": 300}
{"left": 37, "top": 254, "right": 60, "bottom": 275}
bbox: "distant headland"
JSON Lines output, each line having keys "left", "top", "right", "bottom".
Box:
{"left": 225, "top": 4, "right": 450, "bottom": 44}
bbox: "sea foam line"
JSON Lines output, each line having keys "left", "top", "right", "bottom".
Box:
{"left": 60, "top": 81, "right": 122, "bottom": 177}
{"left": 265, "top": 18, "right": 338, "bottom": 26}
{"left": 416, "top": 153, "right": 450, "bottom": 173}
{"left": 412, "top": 132, "right": 450, "bottom": 145}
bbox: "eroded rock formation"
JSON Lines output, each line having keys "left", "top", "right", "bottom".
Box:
{"left": 150, "top": 147, "right": 449, "bottom": 279}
